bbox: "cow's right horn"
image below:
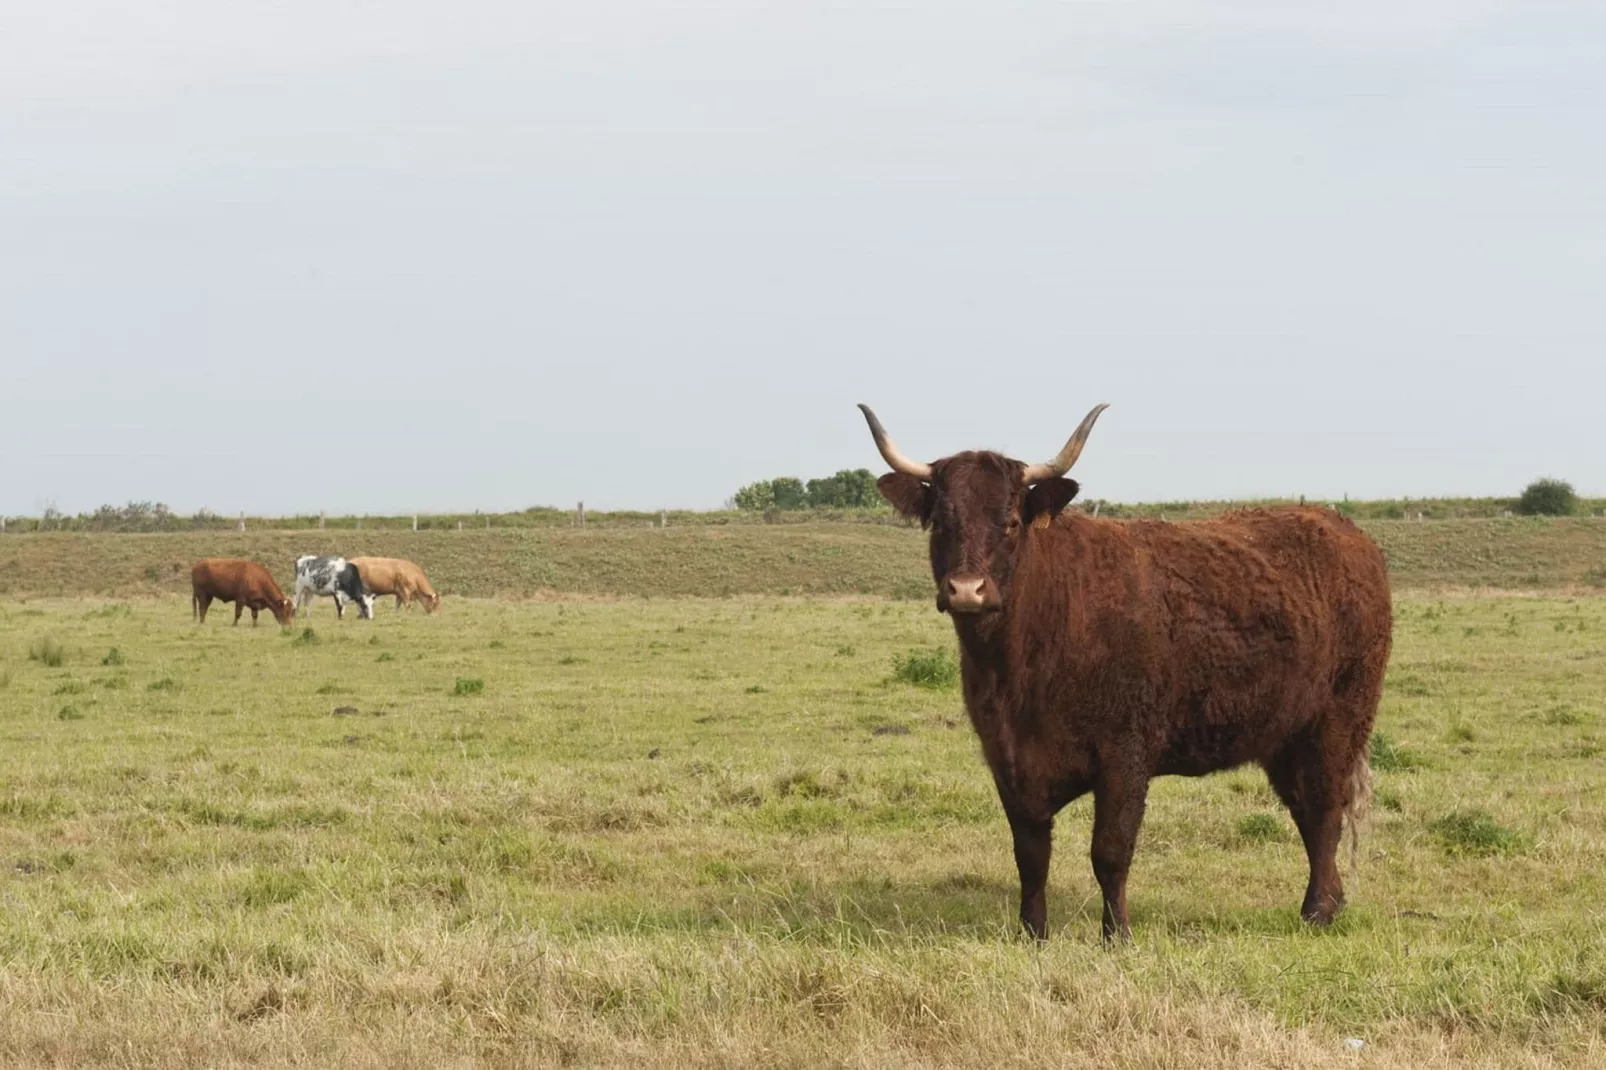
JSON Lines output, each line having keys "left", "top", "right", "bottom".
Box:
{"left": 857, "top": 404, "right": 932, "bottom": 481}
{"left": 1022, "top": 403, "right": 1109, "bottom": 484}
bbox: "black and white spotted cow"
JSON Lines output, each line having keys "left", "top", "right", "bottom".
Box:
{"left": 293, "top": 555, "right": 375, "bottom": 620}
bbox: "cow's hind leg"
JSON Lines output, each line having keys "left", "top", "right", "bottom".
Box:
{"left": 1264, "top": 734, "right": 1353, "bottom": 925}
{"left": 233, "top": 603, "right": 244, "bottom": 626}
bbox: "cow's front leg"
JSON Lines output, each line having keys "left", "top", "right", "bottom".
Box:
{"left": 1091, "top": 770, "right": 1150, "bottom": 942}
{"left": 1005, "top": 806, "right": 1054, "bottom": 941}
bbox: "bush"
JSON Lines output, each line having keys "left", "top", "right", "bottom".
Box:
{"left": 1429, "top": 809, "right": 1525, "bottom": 856}
{"left": 734, "top": 469, "right": 881, "bottom": 511}
{"left": 1517, "top": 478, "right": 1577, "bottom": 517}
{"left": 101, "top": 648, "right": 124, "bottom": 667}
{"left": 806, "top": 469, "right": 879, "bottom": 509}
{"left": 28, "top": 637, "right": 65, "bottom": 667}
{"left": 891, "top": 647, "right": 960, "bottom": 689}
{"left": 732, "top": 480, "right": 776, "bottom": 512}
{"left": 770, "top": 477, "right": 808, "bottom": 511}
{"left": 1370, "top": 731, "right": 1426, "bottom": 772}
{"left": 453, "top": 677, "right": 485, "bottom": 696}
{"left": 1236, "top": 812, "right": 1287, "bottom": 843}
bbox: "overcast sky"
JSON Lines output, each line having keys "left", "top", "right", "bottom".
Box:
{"left": 2, "top": 1, "right": 1602, "bottom": 515}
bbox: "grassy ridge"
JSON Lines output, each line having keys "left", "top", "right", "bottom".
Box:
{"left": 0, "top": 595, "right": 1603, "bottom": 1066}
{"left": 0, "top": 527, "right": 929, "bottom": 600}
{"left": 4, "top": 517, "right": 1606, "bottom": 599}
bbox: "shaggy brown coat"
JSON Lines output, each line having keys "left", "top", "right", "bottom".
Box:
{"left": 191, "top": 558, "right": 295, "bottom": 627}
{"left": 877, "top": 449, "right": 1392, "bottom": 941}
{"left": 349, "top": 557, "right": 440, "bottom": 613}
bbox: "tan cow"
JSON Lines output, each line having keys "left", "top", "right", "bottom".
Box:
{"left": 349, "top": 557, "right": 441, "bottom": 613}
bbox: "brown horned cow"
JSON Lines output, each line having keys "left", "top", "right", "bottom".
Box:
{"left": 348, "top": 557, "right": 441, "bottom": 613}
{"left": 859, "top": 403, "right": 1392, "bottom": 941}
{"left": 191, "top": 558, "right": 295, "bottom": 628}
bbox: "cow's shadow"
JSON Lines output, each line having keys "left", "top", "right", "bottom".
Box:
{"left": 594, "top": 869, "right": 1367, "bottom": 944}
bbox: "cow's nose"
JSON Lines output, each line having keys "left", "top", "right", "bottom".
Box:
{"left": 945, "top": 575, "right": 988, "bottom": 612}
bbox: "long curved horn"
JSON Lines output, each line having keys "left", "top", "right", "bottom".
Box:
{"left": 857, "top": 404, "right": 932, "bottom": 481}
{"left": 1022, "top": 403, "right": 1109, "bottom": 484}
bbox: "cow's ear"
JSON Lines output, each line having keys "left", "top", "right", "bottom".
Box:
{"left": 1023, "top": 478, "right": 1078, "bottom": 526}
{"left": 877, "top": 473, "right": 932, "bottom": 523}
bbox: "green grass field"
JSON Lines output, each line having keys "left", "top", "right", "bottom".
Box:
{"left": 1, "top": 590, "right": 1603, "bottom": 1067}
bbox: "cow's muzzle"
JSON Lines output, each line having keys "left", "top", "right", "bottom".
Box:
{"left": 938, "top": 573, "right": 998, "bottom": 615}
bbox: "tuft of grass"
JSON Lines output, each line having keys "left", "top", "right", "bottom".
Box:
{"left": 1544, "top": 705, "right": 1589, "bottom": 726}
{"left": 28, "top": 636, "right": 65, "bottom": 667}
{"left": 890, "top": 647, "right": 960, "bottom": 689}
{"left": 1429, "top": 809, "right": 1526, "bottom": 857}
{"left": 101, "top": 647, "right": 124, "bottom": 666}
{"left": 1236, "top": 812, "right": 1287, "bottom": 843}
{"left": 1370, "top": 731, "right": 1426, "bottom": 772}
{"left": 376, "top": 652, "right": 396, "bottom": 663}
{"left": 452, "top": 677, "right": 485, "bottom": 696}
{"left": 56, "top": 705, "right": 84, "bottom": 721}
{"left": 147, "top": 676, "right": 179, "bottom": 692}
{"left": 291, "top": 628, "right": 319, "bottom": 647}
{"left": 239, "top": 867, "right": 310, "bottom": 908}
{"left": 53, "top": 678, "right": 87, "bottom": 695}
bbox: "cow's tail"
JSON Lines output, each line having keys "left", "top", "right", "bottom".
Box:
{"left": 1345, "top": 751, "right": 1373, "bottom": 881}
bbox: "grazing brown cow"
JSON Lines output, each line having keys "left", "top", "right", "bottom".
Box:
{"left": 859, "top": 403, "right": 1392, "bottom": 941}
{"left": 191, "top": 558, "right": 295, "bottom": 628}
{"left": 348, "top": 557, "right": 440, "bottom": 613}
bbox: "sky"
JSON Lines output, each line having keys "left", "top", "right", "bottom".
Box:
{"left": 2, "top": 1, "right": 1602, "bottom": 515}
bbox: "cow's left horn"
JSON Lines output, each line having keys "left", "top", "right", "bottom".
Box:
{"left": 858, "top": 404, "right": 933, "bottom": 481}
{"left": 1022, "top": 403, "right": 1109, "bottom": 484}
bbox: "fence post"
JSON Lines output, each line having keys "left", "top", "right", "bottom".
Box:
{"left": 1092, "top": 503, "right": 1100, "bottom": 517}
{"left": 319, "top": 510, "right": 326, "bottom": 530}
{"left": 577, "top": 501, "right": 585, "bottom": 528}
{"left": 457, "top": 520, "right": 463, "bottom": 531}
{"left": 238, "top": 512, "right": 245, "bottom": 532}
{"left": 357, "top": 517, "right": 363, "bottom": 530}
{"left": 660, "top": 508, "right": 667, "bottom": 529}
{"left": 1, "top": 517, "right": 6, "bottom": 534}
{"left": 412, "top": 514, "right": 418, "bottom": 532}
